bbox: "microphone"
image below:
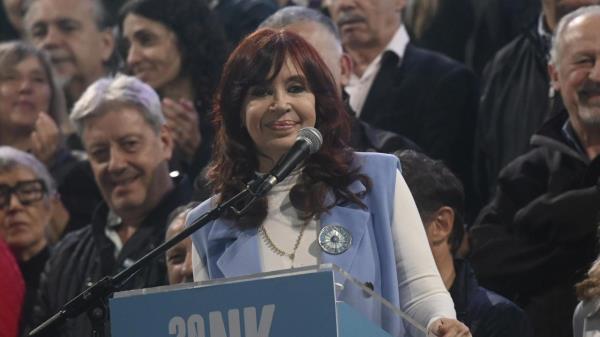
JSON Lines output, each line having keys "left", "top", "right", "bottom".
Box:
{"left": 252, "top": 127, "right": 322, "bottom": 196}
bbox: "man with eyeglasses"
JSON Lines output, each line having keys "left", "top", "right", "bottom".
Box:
{"left": 0, "top": 146, "right": 60, "bottom": 336}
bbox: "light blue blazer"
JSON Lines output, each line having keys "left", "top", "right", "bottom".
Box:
{"left": 188, "top": 152, "right": 405, "bottom": 336}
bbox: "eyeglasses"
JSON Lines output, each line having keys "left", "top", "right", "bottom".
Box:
{"left": 0, "top": 179, "right": 47, "bottom": 209}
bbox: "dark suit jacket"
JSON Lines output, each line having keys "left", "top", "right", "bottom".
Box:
{"left": 214, "top": 0, "right": 277, "bottom": 45}
{"left": 359, "top": 44, "right": 479, "bottom": 219}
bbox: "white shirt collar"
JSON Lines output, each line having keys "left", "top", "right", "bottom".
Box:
{"left": 105, "top": 209, "right": 124, "bottom": 258}
{"left": 383, "top": 24, "right": 411, "bottom": 63}
{"left": 356, "top": 25, "right": 410, "bottom": 78}
{"left": 537, "top": 13, "right": 553, "bottom": 42}
{"left": 346, "top": 25, "right": 410, "bottom": 116}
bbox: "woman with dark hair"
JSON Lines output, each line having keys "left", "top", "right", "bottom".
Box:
{"left": 188, "top": 28, "right": 470, "bottom": 337}
{"left": 120, "top": 0, "right": 228, "bottom": 179}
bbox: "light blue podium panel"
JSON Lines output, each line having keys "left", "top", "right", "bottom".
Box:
{"left": 109, "top": 265, "right": 427, "bottom": 337}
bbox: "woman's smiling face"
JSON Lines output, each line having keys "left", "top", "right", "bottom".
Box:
{"left": 123, "top": 13, "right": 183, "bottom": 91}
{"left": 242, "top": 56, "right": 316, "bottom": 172}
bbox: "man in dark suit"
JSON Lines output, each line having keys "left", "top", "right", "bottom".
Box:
{"left": 259, "top": 5, "right": 421, "bottom": 155}
{"left": 327, "top": 0, "right": 479, "bottom": 219}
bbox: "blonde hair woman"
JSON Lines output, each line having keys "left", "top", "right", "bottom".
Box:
{"left": 574, "top": 257, "right": 600, "bottom": 337}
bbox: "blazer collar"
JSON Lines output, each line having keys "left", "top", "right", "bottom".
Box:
{"left": 584, "top": 297, "right": 600, "bottom": 318}
{"left": 383, "top": 25, "right": 410, "bottom": 62}
{"left": 208, "top": 179, "right": 370, "bottom": 278}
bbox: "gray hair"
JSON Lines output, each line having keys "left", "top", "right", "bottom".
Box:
{"left": 0, "top": 41, "right": 67, "bottom": 130}
{"left": 0, "top": 146, "right": 56, "bottom": 195}
{"left": 550, "top": 5, "right": 600, "bottom": 66}
{"left": 21, "top": 0, "right": 120, "bottom": 73}
{"left": 22, "top": 0, "right": 112, "bottom": 30}
{"left": 260, "top": 6, "right": 342, "bottom": 44}
{"left": 70, "top": 74, "right": 165, "bottom": 136}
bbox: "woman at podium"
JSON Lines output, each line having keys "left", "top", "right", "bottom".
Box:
{"left": 188, "top": 28, "right": 471, "bottom": 337}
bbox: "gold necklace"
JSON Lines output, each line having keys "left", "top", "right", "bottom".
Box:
{"left": 259, "top": 220, "right": 308, "bottom": 262}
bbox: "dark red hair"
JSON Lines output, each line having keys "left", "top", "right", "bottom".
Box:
{"left": 208, "top": 28, "right": 370, "bottom": 227}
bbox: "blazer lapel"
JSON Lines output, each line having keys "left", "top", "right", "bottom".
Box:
{"left": 319, "top": 179, "right": 370, "bottom": 277}
{"left": 360, "top": 51, "right": 400, "bottom": 123}
{"left": 207, "top": 220, "right": 262, "bottom": 278}
{"left": 208, "top": 178, "right": 371, "bottom": 279}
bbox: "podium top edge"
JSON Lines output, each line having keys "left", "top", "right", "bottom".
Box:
{"left": 113, "top": 263, "right": 339, "bottom": 298}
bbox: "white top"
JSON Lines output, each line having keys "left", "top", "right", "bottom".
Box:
{"left": 255, "top": 169, "right": 319, "bottom": 270}
{"left": 192, "top": 169, "right": 455, "bottom": 331}
{"left": 346, "top": 25, "right": 410, "bottom": 117}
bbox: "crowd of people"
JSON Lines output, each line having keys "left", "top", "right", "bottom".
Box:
{"left": 0, "top": 0, "right": 599, "bottom": 337}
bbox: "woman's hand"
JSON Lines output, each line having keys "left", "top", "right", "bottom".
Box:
{"left": 162, "top": 98, "right": 202, "bottom": 162}
{"left": 30, "top": 111, "right": 60, "bottom": 167}
{"left": 429, "top": 318, "right": 471, "bottom": 337}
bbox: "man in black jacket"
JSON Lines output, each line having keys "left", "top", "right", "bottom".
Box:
{"left": 469, "top": 6, "right": 600, "bottom": 337}
{"left": 474, "top": 0, "right": 598, "bottom": 206}
{"left": 31, "top": 75, "right": 192, "bottom": 337}
{"left": 467, "top": 0, "right": 540, "bottom": 75}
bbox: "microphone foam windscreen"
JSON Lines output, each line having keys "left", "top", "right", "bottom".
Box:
{"left": 298, "top": 127, "right": 323, "bottom": 154}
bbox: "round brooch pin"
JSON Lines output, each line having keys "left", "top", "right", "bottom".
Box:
{"left": 318, "top": 224, "right": 352, "bottom": 255}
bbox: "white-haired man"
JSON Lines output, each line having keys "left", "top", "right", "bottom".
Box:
{"left": 469, "top": 6, "right": 600, "bottom": 337}
{"left": 31, "top": 75, "right": 192, "bottom": 337}
{"left": 326, "top": 0, "right": 478, "bottom": 205}
{"left": 474, "top": 0, "right": 600, "bottom": 204}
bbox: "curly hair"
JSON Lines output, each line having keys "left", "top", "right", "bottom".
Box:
{"left": 118, "top": 0, "right": 228, "bottom": 110}
{"left": 208, "top": 28, "right": 371, "bottom": 228}
{"left": 576, "top": 257, "right": 600, "bottom": 301}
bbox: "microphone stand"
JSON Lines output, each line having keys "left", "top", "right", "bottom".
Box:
{"left": 29, "top": 180, "right": 267, "bottom": 337}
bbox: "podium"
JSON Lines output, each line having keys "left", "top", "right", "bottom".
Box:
{"left": 109, "top": 265, "right": 427, "bottom": 337}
